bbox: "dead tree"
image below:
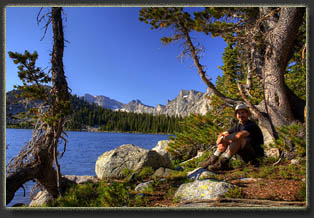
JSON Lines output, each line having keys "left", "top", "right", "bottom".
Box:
{"left": 6, "top": 7, "right": 71, "bottom": 205}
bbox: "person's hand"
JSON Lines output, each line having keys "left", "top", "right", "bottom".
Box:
{"left": 218, "top": 143, "right": 226, "bottom": 152}
{"left": 216, "top": 133, "right": 224, "bottom": 144}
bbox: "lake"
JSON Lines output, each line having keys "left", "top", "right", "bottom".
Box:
{"left": 5, "top": 128, "right": 172, "bottom": 207}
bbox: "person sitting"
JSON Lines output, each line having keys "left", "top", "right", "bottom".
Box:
{"left": 200, "top": 104, "right": 265, "bottom": 170}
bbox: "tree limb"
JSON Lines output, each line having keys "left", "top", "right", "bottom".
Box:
{"left": 182, "top": 28, "right": 242, "bottom": 106}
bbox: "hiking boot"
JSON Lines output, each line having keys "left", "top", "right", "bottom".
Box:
{"left": 207, "top": 157, "right": 230, "bottom": 171}
{"left": 199, "top": 155, "right": 219, "bottom": 168}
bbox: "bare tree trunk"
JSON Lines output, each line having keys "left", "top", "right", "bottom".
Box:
{"left": 6, "top": 7, "right": 69, "bottom": 205}
{"left": 263, "top": 7, "right": 305, "bottom": 128}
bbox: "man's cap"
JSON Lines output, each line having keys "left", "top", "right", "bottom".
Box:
{"left": 234, "top": 104, "right": 251, "bottom": 116}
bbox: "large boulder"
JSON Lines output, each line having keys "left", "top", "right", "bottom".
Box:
{"left": 152, "top": 140, "right": 173, "bottom": 160}
{"left": 174, "top": 179, "right": 234, "bottom": 202}
{"left": 95, "top": 144, "right": 172, "bottom": 179}
{"left": 29, "top": 190, "right": 53, "bottom": 207}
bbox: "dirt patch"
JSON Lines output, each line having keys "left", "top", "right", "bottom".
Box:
{"left": 233, "top": 178, "right": 305, "bottom": 201}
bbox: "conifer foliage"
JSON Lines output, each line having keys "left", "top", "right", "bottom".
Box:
{"left": 139, "top": 7, "right": 306, "bottom": 159}
{"left": 8, "top": 50, "right": 51, "bottom": 102}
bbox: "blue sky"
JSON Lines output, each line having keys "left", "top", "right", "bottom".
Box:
{"left": 6, "top": 7, "right": 227, "bottom": 107}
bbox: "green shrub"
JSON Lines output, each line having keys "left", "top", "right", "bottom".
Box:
{"left": 167, "top": 110, "right": 229, "bottom": 161}
{"left": 166, "top": 91, "right": 241, "bottom": 163}
{"left": 179, "top": 151, "right": 212, "bottom": 171}
{"left": 96, "top": 181, "right": 130, "bottom": 207}
{"left": 224, "top": 186, "right": 244, "bottom": 199}
{"left": 169, "top": 170, "right": 188, "bottom": 179}
{"left": 173, "top": 196, "right": 181, "bottom": 203}
{"left": 122, "top": 168, "right": 134, "bottom": 178}
{"left": 46, "top": 181, "right": 132, "bottom": 207}
{"left": 130, "top": 194, "right": 148, "bottom": 207}
{"left": 271, "top": 122, "right": 306, "bottom": 158}
{"left": 47, "top": 182, "right": 97, "bottom": 207}
{"left": 137, "top": 167, "right": 154, "bottom": 180}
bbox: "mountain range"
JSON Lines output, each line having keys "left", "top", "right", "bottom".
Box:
{"left": 6, "top": 88, "right": 213, "bottom": 125}
{"left": 83, "top": 89, "right": 213, "bottom": 117}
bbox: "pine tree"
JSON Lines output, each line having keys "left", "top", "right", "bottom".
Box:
{"left": 216, "top": 43, "right": 242, "bottom": 99}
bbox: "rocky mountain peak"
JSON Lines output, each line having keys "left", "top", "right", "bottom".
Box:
{"left": 130, "top": 99, "right": 143, "bottom": 105}
{"left": 83, "top": 93, "right": 124, "bottom": 110}
{"left": 116, "top": 89, "right": 212, "bottom": 117}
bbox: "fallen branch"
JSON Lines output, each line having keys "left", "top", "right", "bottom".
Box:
{"left": 178, "top": 197, "right": 306, "bottom": 207}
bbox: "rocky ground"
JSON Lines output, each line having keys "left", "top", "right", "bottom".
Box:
{"left": 141, "top": 177, "right": 306, "bottom": 208}
{"left": 122, "top": 166, "right": 306, "bottom": 208}
{"left": 22, "top": 142, "right": 306, "bottom": 209}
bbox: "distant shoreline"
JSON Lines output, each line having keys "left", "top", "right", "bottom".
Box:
{"left": 5, "top": 126, "right": 174, "bottom": 136}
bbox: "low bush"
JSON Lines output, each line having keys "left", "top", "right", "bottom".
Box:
{"left": 224, "top": 186, "right": 245, "bottom": 199}
{"left": 47, "top": 182, "right": 98, "bottom": 207}
{"left": 137, "top": 167, "right": 154, "bottom": 180}
{"left": 46, "top": 181, "right": 133, "bottom": 207}
{"left": 271, "top": 122, "right": 306, "bottom": 158}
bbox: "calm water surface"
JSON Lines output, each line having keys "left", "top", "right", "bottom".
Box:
{"left": 5, "top": 128, "right": 171, "bottom": 207}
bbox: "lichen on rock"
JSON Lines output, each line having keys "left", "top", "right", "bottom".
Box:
{"left": 174, "top": 179, "right": 234, "bottom": 202}
{"left": 95, "top": 144, "right": 172, "bottom": 179}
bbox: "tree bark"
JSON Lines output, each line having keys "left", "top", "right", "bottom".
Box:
{"left": 236, "top": 7, "right": 305, "bottom": 139}
{"left": 6, "top": 166, "right": 40, "bottom": 205}
{"left": 263, "top": 7, "right": 305, "bottom": 128}
{"left": 6, "top": 7, "right": 69, "bottom": 205}
{"left": 184, "top": 7, "right": 305, "bottom": 139}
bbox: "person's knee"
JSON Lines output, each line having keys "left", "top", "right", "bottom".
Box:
{"left": 229, "top": 140, "right": 243, "bottom": 154}
{"left": 232, "top": 137, "right": 246, "bottom": 149}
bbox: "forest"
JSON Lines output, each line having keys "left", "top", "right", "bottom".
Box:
{"left": 67, "top": 94, "right": 182, "bottom": 133}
